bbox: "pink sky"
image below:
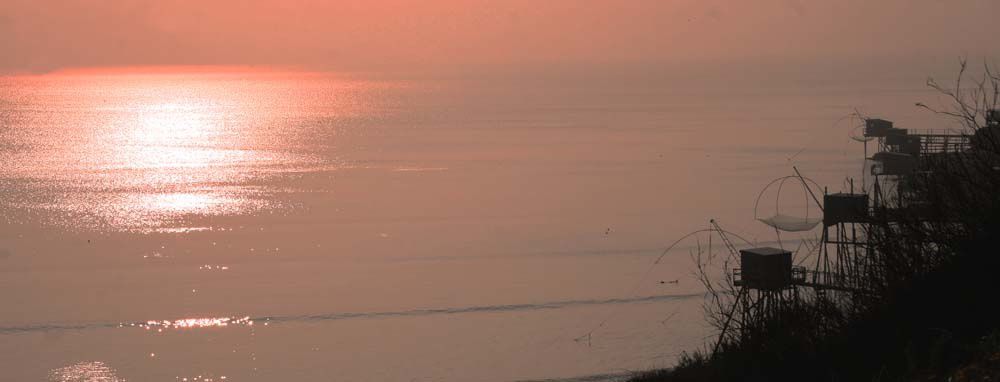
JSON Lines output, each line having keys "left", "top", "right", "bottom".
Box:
{"left": 1, "top": 0, "right": 997, "bottom": 75}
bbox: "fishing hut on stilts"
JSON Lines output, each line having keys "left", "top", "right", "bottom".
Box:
{"left": 717, "top": 114, "right": 981, "bottom": 345}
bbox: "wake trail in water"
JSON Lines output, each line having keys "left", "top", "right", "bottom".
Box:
{"left": 267, "top": 293, "right": 701, "bottom": 323}
{"left": 0, "top": 292, "right": 702, "bottom": 335}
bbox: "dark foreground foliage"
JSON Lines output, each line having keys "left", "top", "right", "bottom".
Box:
{"left": 631, "top": 250, "right": 1000, "bottom": 382}
{"left": 630, "top": 63, "right": 1000, "bottom": 381}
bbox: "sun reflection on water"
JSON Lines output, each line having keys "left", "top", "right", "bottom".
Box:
{"left": 141, "top": 193, "right": 225, "bottom": 214}
{"left": 123, "top": 316, "right": 254, "bottom": 331}
{"left": 48, "top": 361, "right": 124, "bottom": 382}
{"left": 175, "top": 374, "right": 228, "bottom": 382}
{"left": 0, "top": 69, "right": 390, "bottom": 233}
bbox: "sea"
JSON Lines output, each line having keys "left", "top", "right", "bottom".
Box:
{"left": 0, "top": 67, "right": 951, "bottom": 381}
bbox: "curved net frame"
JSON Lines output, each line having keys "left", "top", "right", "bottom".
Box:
{"left": 845, "top": 110, "right": 875, "bottom": 142}
{"left": 753, "top": 175, "right": 823, "bottom": 232}
{"left": 849, "top": 124, "right": 875, "bottom": 142}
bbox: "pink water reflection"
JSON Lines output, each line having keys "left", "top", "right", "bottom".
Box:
{"left": 0, "top": 69, "right": 396, "bottom": 232}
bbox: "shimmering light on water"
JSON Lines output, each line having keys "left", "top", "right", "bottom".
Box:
{"left": 48, "top": 361, "right": 124, "bottom": 382}
{"left": 130, "top": 316, "right": 254, "bottom": 331}
{"left": 0, "top": 69, "right": 388, "bottom": 233}
{"left": 139, "top": 193, "right": 225, "bottom": 214}
{"left": 175, "top": 375, "right": 227, "bottom": 382}
{"left": 198, "top": 264, "right": 229, "bottom": 271}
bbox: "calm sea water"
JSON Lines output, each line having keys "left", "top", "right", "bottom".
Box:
{"left": 0, "top": 69, "right": 941, "bottom": 381}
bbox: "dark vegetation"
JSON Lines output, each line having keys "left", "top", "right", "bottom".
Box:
{"left": 631, "top": 61, "right": 1000, "bottom": 381}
